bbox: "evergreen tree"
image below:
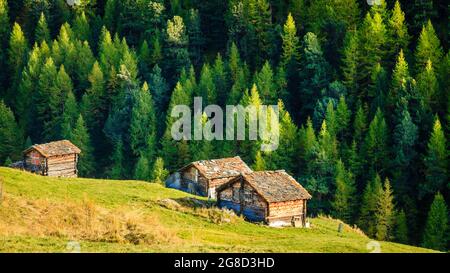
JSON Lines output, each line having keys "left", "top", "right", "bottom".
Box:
{"left": 109, "top": 139, "right": 124, "bottom": 179}
{"left": 186, "top": 9, "right": 204, "bottom": 68}
{"left": 422, "top": 192, "right": 448, "bottom": 251}
{"left": 73, "top": 11, "right": 91, "bottom": 42}
{"left": 332, "top": 160, "right": 356, "bottom": 223}
{"left": 364, "top": 108, "right": 389, "bottom": 177}
{"left": 253, "top": 150, "right": 266, "bottom": 171}
{"left": 7, "top": 23, "right": 28, "bottom": 102}
{"left": 395, "top": 209, "right": 409, "bottom": 244}
{"left": 134, "top": 155, "right": 150, "bottom": 181}
{"left": 197, "top": 63, "right": 217, "bottom": 105}
{"left": 387, "top": 1, "right": 410, "bottom": 66}
{"left": 353, "top": 104, "right": 367, "bottom": 145}
{"left": 60, "top": 90, "right": 78, "bottom": 139}
{"left": 412, "top": 0, "right": 437, "bottom": 33}
{"left": 0, "top": 100, "right": 22, "bottom": 163}
{"left": 414, "top": 21, "right": 443, "bottom": 75}
{"left": 298, "top": 32, "right": 331, "bottom": 119}
{"left": 341, "top": 30, "right": 359, "bottom": 100}
{"left": 416, "top": 60, "right": 438, "bottom": 110}
{"left": 357, "top": 12, "right": 387, "bottom": 96}
{"left": 389, "top": 49, "right": 410, "bottom": 110}
{"left": 212, "top": 53, "right": 227, "bottom": 106}
{"left": 359, "top": 174, "right": 383, "bottom": 237}
{"left": 421, "top": 117, "right": 447, "bottom": 198}
{"left": 255, "top": 61, "right": 276, "bottom": 104}
{"left": 70, "top": 115, "right": 94, "bottom": 177}
{"left": 35, "top": 12, "right": 50, "bottom": 44}
{"left": 375, "top": 178, "right": 395, "bottom": 241}
{"left": 0, "top": 0, "right": 9, "bottom": 91}
{"left": 280, "top": 13, "right": 300, "bottom": 67}
{"left": 163, "top": 16, "right": 191, "bottom": 85}
{"left": 130, "top": 82, "right": 157, "bottom": 161}
{"left": 151, "top": 157, "right": 169, "bottom": 184}
{"left": 335, "top": 95, "right": 351, "bottom": 141}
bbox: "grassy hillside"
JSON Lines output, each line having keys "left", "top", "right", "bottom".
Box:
{"left": 0, "top": 167, "right": 436, "bottom": 253}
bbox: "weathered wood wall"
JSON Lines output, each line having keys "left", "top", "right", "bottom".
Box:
{"left": 180, "top": 166, "right": 208, "bottom": 196}
{"left": 24, "top": 151, "right": 45, "bottom": 174}
{"left": 218, "top": 181, "right": 267, "bottom": 222}
{"left": 46, "top": 154, "right": 77, "bottom": 177}
{"left": 267, "top": 200, "right": 305, "bottom": 227}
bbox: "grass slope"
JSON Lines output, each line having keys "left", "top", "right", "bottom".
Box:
{"left": 0, "top": 167, "right": 436, "bottom": 253}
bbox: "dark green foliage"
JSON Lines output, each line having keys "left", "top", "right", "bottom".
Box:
{"left": 422, "top": 192, "right": 448, "bottom": 251}
{"left": 332, "top": 160, "right": 356, "bottom": 223}
{"left": 0, "top": 100, "right": 22, "bottom": 163}
{"left": 70, "top": 115, "right": 95, "bottom": 177}
{"left": 375, "top": 178, "right": 395, "bottom": 241}
{"left": 395, "top": 210, "right": 409, "bottom": 244}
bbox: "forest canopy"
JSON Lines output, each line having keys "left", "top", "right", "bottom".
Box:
{"left": 0, "top": 0, "right": 448, "bottom": 250}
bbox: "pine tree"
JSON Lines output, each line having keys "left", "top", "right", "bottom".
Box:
{"left": 73, "top": 11, "right": 91, "bottom": 42}
{"left": 395, "top": 210, "right": 409, "bottom": 244}
{"left": 81, "top": 61, "right": 106, "bottom": 138}
{"left": 0, "top": 100, "right": 22, "bottom": 163}
{"left": 364, "top": 108, "right": 389, "bottom": 177}
{"left": 134, "top": 155, "right": 150, "bottom": 181}
{"left": 186, "top": 9, "right": 204, "bottom": 68}
{"left": 280, "top": 13, "right": 300, "bottom": 67}
{"left": 197, "top": 63, "right": 217, "bottom": 105}
{"left": 130, "top": 82, "right": 157, "bottom": 161}
{"left": 7, "top": 23, "right": 28, "bottom": 102}
{"left": 416, "top": 60, "right": 438, "bottom": 110}
{"left": 255, "top": 61, "right": 276, "bottom": 104}
{"left": 353, "top": 104, "right": 367, "bottom": 145}
{"left": 70, "top": 115, "right": 94, "bottom": 177}
{"left": 392, "top": 105, "right": 418, "bottom": 196}
{"left": 212, "top": 53, "right": 227, "bottom": 106}
{"left": 421, "top": 117, "right": 447, "bottom": 198}
{"left": 368, "top": 63, "right": 388, "bottom": 114}
{"left": 359, "top": 174, "right": 383, "bottom": 237}
{"left": 387, "top": 1, "right": 410, "bottom": 65}
{"left": 0, "top": 0, "right": 9, "bottom": 91}
{"left": 375, "top": 178, "right": 395, "bottom": 241}
{"left": 253, "top": 151, "right": 266, "bottom": 171}
{"left": 109, "top": 139, "right": 124, "bottom": 179}
{"left": 151, "top": 157, "right": 169, "bottom": 184}
{"left": 341, "top": 30, "right": 359, "bottom": 100}
{"left": 389, "top": 49, "right": 410, "bottom": 110}
{"left": 422, "top": 192, "right": 448, "bottom": 251}
{"left": 332, "top": 160, "right": 356, "bottom": 223}
{"left": 60, "top": 90, "right": 78, "bottom": 139}
{"left": 414, "top": 21, "right": 443, "bottom": 74}
{"left": 163, "top": 16, "right": 191, "bottom": 85}
{"left": 35, "top": 12, "right": 50, "bottom": 44}
{"left": 335, "top": 95, "right": 351, "bottom": 141}
{"left": 358, "top": 12, "right": 387, "bottom": 95}
{"left": 298, "top": 32, "right": 331, "bottom": 118}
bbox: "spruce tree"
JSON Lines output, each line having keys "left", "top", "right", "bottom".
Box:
{"left": 109, "top": 139, "right": 124, "bottom": 179}
{"left": 70, "top": 115, "right": 94, "bottom": 177}
{"left": 35, "top": 12, "right": 50, "bottom": 44}
{"left": 151, "top": 157, "right": 169, "bottom": 184}
{"left": 387, "top": 1, "right": 410, "bottom": 66}
{"left": 421, "top": 117, "right": 447, "bottom": 198}
{"left": 375, "top": 178, "right": 395, "bottom": 241}
{"left": 414, "top": 21, "right": 443, "bottom": 75}
{"left": 341, "top": 30, "right": 359, "bottom": 100}
{"left": 416, "top": 60, "right": 438, "bottom": 110}
{"left": 0, "top": 100, "right": 22, "bottom": 163}
{"left": 332, "top": 160, "right": 356, "bottom": 223}
{"left": 134, "top": 155, "right": 150, "bottom": 181}
{"left": 130, "top": 82, "right": 157, "bottom": 161}
{"left": 197, "top": 63, "right": 217, "bottom": 105}
{"left": 255, "top": 61, "right": 276, "bottom": 104}
{"left": 422, "top": 192, "right": 448, "bottom": 251}
{"left": 7, "top": 23, "right": 28, "bottom": 102}
{"left": 395, "top": 210, "right": 409, "bottom": 244}
{"left": 389, "top": 49, "right": 410, "bottom": 110}
{"left": 252, "top": 151, "right": 266, "bottom": 171}
{"left": 60, "top": 90, "right": 78, "bottom": 139}
{"left": 359, "top": 174, "right": 383, "bottom": 237}
{"left": 0, "top": 0, "right": 9, "bottom": 91}
{"left": 364, "top": 108, "right": 389, "bottom": 177}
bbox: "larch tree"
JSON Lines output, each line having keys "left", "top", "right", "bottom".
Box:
{"left": 7, "top": 23, "right": 28, "bottom": 102}
{"left": 364, "top": 108, "right": 389, "bottom": 178}
{"left": 416, "top": 60, "right": 438, "bottom": 110}
{"left": 151, "top": 157, "right": 169, "bottom": 184}
{"left": 387, "top": 1, "right": 410, "bottom": 67}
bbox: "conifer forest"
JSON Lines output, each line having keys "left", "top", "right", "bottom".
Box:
{"left": 0, "top": 0, "right": 448, "bottom": 251}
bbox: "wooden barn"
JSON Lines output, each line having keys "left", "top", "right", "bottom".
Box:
{"left": 22, "top": 140, "right": 81, "bottom": 178}
{"left": 165, "top": 156, "right": 252, "bottom": 198}
{"left": 217, "top": 170, "right": 312, "bottom": 227}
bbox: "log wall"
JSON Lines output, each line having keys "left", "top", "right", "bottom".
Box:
{"left": 46, "top": 154, "right": 77, "bottom": 177}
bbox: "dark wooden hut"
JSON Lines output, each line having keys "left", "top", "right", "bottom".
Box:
{"left": 22, "top": 140, "right": 81, "bottom": 178}
{"left": 217, "top": 170, "right": 312, "bottom": 227}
